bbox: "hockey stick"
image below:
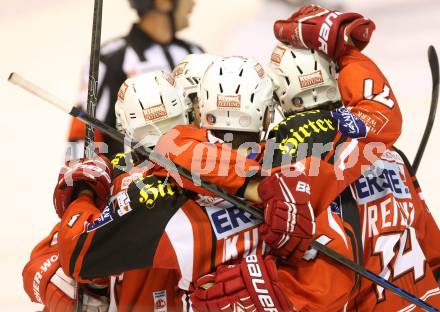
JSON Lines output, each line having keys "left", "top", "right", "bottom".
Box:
{"left": 8, "top": 73, "right": 439, "bottom": 312}
{"left": 84, "top": 0, "right": 103, "bottom": 159}
{"left": 76, "top": 0, "right": 104, "bottom": 310}
{"left": 413, "top": 46, "right": 439, "bottom": 173}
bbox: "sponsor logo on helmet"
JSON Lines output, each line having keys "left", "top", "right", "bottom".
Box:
{"left": 298, "top": 70, "right": 324, "bottom": 89}
{"left": 118, "top": 82, "right": 129, "bottom": 102}
{"left": 162, "top": 71, "right": 175, "bottom": 86}
{"left": 254, "top": 63, "right": 265, "bottom": 77}
{"left": 143, "top": 103, "right": 168, "bottom": 121}
{"left": 172, "top": 62, "right": 188, "bottom": 77}
{"left": 271, "top": 45, "right": 287, "bottom": 64}
{"left": 217, "top": 95, "right": 241, "bottom": 109}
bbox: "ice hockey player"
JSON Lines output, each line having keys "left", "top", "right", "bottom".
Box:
{"left": 23, "top": 70, "right": 189, "bottom": 311}
{"left": 67, "top": 0, "right": 203, "bottom": 159}
{"left": 172, "top": 53, "right": 219, "bottom": 126}
{"left": 191, "top": 6, "right": 440, "bottom": 311}
{"left": 51, "top": 56, "right": 313, "bottom": 311}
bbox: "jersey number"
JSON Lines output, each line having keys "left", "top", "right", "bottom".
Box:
{"left": 363, "top": 79, "right": 395, "bottom": 108}
{"left": 373, "top": 227, "right": 426, "bottom": 301}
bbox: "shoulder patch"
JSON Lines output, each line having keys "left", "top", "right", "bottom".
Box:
{"left": 331, "top": 108, "right": 367, "bottom": 139}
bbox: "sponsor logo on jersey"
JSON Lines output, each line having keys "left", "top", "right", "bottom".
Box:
{"left": 87, "top": 203, "right": 114, "bottom": 232}
{"left": 121, "top": 172, "right": 143, "bottom": 190}
{"left": 354, "top": 159, "right": 411, "bottom": 205}
{"left": 298, "top": 70, "right": 324, "bottom": 89}
{"left": 274, "top": 111, "right": 336, "bottom": 156}
{"left": 116, "top": 190, "right": 132, "bottom": 217}
{"left": 172, "top": 61, "right": 187, "bottom": 77}
{"left": 354, "top": 108, "right": 389, "bottom": 135}
{"left": 331, "top": 107, "right": 367, "bottom": 139}
{"left": 207, "top": 206, "right": 260, "bottom": 240}
{"left": 217, "top": 94, "right": 241, "bottom": 109}
{"left": 138, "top": 176, "right": 178, "bottom": 209}
{"left": 271, "top": 44, "right": 286, "bottom": 64}
{"left": 117, "top": 82, "right": 129, "bottom": 102}
{"left": 330, "top": 201, "right": 341, "bottom": 215}
{"left": 143, "top": 103, "right": 168, "bottom": 121}
{"left": 153, "top": 290, "right": 167, "bottom": 312}
{"left": 254, "top": 63, "right": 265, "bottom": 78}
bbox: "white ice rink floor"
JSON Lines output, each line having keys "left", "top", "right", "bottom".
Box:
{"left": 1, "top": 0, "right": 439, "bottom": 310}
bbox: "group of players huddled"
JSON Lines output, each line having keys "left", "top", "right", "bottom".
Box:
{"left": 22, "top": 4, "right": 440, "bottom": 312}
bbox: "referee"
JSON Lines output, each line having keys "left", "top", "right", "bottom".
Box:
{"left": 67, "top": 0, "right": 203, "bottom": 158}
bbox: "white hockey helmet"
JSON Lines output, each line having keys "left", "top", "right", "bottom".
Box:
{"left": 173, "top": 53, "right": 219, "bottom": 100}
{"left": 198, "top": 56, "right": 273, "bottom": 133}
{"left": 115, "top": 70, "right": 188, "bottom": 147}
{"left": 268, "top": 43, "right": 340, "bottom": 114}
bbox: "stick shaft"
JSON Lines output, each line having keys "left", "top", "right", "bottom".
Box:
{"left": 84, "top": 0, "right": 104, "bottom": 158}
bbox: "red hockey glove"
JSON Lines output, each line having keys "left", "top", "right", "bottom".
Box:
{"left": 23, "top": 252, "right": 109, "bottom": 311}
{"left": 258, "top": 171, "right": 315, "bottom": 264}
{"left": 23, "top": 251, "right": 65, "bottom": 307}
{"left": 273, "top": 4, "right": 375, "bottom": 61}
{"left": 53, "top": 156, "right": 112, "bottom": 218}
{"left": 191, "top": 255, "right": 292, "bottom": 312}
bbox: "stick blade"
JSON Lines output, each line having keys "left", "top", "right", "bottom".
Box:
{"left": 428, "top": 45, "right": 439, "bottom": 87}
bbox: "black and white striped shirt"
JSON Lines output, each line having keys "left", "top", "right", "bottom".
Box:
{"left": 69, "top": 24, "right": 203, "bottom": 158}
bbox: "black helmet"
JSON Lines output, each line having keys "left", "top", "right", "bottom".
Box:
{"left": 128, "top": 0, "right": 179, "bottom": 35}
{"left": 128, "top": 0, "right": 156, "bottom": 16}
